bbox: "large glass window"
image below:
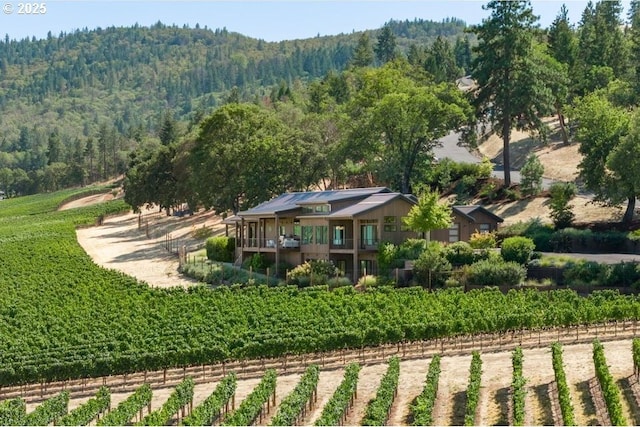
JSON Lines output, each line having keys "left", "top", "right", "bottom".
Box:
{"left": 333, "top": 225, "right": 345, "bottom": 245}
{"left": 360, "top": 259, "right": 373, "bottom": 276}
{"left": 449, "top": 223, "right": 460, "bottom": 243}
{"left": 293, "top": 220, "right": 301, "bottom": 237}
{"left": 316, "top": 226, "right": 328, "bottom": 244}
{"left": 361, "top": 224, "right": 377, "bottom": 246}
{"left": 302, "top": 226, "right": 313, "bottom": 244}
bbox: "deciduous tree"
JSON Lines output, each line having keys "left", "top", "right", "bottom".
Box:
{"left": 402, "top": 190, "right": 452, "bottom": 242}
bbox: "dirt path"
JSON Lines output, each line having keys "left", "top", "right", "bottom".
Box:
{"left": 75, "top": 205, "right": 225, "bottom": 288}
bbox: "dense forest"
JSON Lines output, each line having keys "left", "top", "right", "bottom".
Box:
{"left": 6, "top": 0, "right": 640, "bottom": 225}
{"left": 0, "top": 18, "right": 471, "bottom": 195}
{"left": 120, "top": 0, "right": 640, "bottom": 225}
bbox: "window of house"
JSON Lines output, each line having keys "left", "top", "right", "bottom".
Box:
{"left": 315, "top": 204, "right": 330, "bottom": 213}
{"left": 333, "top": 225, "right": 345, "bottom": 245}
{"left": 301, "top": 206, "right": 313, "bottom": 214}
{"left": 479, "top": 223, "right": 491, "bottom": 233}
{"left": 316, "top": 226, "right": 328, "bottom": 244}
{"left": 361, "top": 224, "right": 377, "bottom": 246}
{"left": 382, "top": 216, "right": 396, "bottom": 232}
{"left": 293, "top": 220, "right": 301, "bottom": 237}
{"left": 279, "top": 225, "right": 286, "bottom": 236}
{"left": 360, "top": 259, "right": 374, "bottom": 276}
{"left": 302, "top": 226, "right": 313, "bottom": 244}
{"left": 449, "top": 223, "right": 460, "bottom": 243}
{"left": 335, "top": 259, "right": 346, "bottom": 275}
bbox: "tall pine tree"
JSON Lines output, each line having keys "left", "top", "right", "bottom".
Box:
{"left": 471, "top": 0, "right": 554, "bottom": 186}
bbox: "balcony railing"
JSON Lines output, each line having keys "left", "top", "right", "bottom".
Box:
{"left": 358, "top": 238, "right": 380, "bottom": 250}
{"left": 241, "top": 237, "right": 300, "bottom": 249}
{"left": 330, "top": 239, "right": 354, "bottom": 250}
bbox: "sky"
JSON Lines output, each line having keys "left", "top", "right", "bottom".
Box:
{"left": 0, "top": 0, "right": 632, "bottom": 43}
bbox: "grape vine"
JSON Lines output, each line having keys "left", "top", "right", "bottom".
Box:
{"left": 551, "top": 342, "right": 575, "bottom": 426}
{"left": 222, "top": 369, "right": 276, "bottom": 426}
{"left": 137, "top": 377, "right": 194, "bottom": 426}
{"left": 0, "top": 397, "right": 26, "bottom": 426}
{"left": 410, "top": 355, "right": 441, "bottom": 426}
{"left": 97, "top": 384, "right": 152, "bottom": 426}
{"left": 362, "top": 356, "right": 400, "bottom": 426}
{"left": 58, "top": 386, "right": 110, "bottom": 426}
{"left": 314, "top": 363, "right": 360, "bottom": 426}
{"left": 511, "top": 347, "right": 526, "bottom": 426}
{"left": 464, "top": 351, "right": 482, "bottom": 427}
{"left": 269, "top": 365, "right": 319, "bottom": 426}
{"left": 182, "top": 373, "right": 237, "bottom": 426}
{"left": 23, "top": 391, "right": 69, "bottom": 426}
{"left": 592, "top": 340, "right": 626, "bottom": 426}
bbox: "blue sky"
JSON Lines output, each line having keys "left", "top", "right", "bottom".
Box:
{"left": 0, "top": 1, "right": 632, "bottom": 42}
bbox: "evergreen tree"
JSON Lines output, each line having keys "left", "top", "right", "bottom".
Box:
{"left": 628, "top": 0, "right": 640, "bottom": 101}
{"left": 374, "top": 25, "right": 397, "bottom": 64}
{"left": 454, "top": 36, "right": 473, "bottom": 74}
{"left": 159, "top": 111, "right": 178, "bottom": 146}
{"left": 547, "top": 4, "right": 577, "bottom": 68}
{"left": 46, "top": 130, "right": 63, "bottom": 165}
{"left": 424, "top": 36, "right": 461, "bottom": 83}
{"left": 471, "top": 0, "right": 554, "bottom": 187}
{"left": 351, "top": 32, "right": 374, "bottom": 68}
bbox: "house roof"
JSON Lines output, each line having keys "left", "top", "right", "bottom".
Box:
{"left": 327, "top": 193, "right": 415, "bottom": 219}
{"left": 237, "top": 187, "right": 391, "bottom": 216}
{"left": 453, "top": 205, "right": 504, "bottom": 223}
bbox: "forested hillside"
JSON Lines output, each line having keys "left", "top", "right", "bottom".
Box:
{"left": 0, "top": 18, "right": 469, "bottom": 195}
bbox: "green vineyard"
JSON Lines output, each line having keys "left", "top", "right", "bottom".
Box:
{"left": 2, "top": 339, "right": 640, "bottom": 426}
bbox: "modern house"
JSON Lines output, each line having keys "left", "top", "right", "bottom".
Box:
{"left": 432, "top": 205, "right": 504, "bottom": 243}
{"left": 225, "top": 187, "right": 503, "bottom": 281}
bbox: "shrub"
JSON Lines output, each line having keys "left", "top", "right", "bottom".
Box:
{"left": 288, "top": 260, "right": 341, "bottom": 287}
{"left": 479, "top": 181, "right": 498, "bottom": 202}
{"left": 355, "top": 275, "right": 378, "bottom": 291}
{"left": 563, "top": 261, "right": 611, "bottom": 286}
{"left": 377, "top": 242, "right": 400, "bottom": 276}
{"left": 444, "top": 241, "right": 476, "bottom": 266}
{"left": 327, "top": 276, "right": 353, "bottom": 289}
{"left": 243, "top": 253, "right": 269, "bottom": 273}
{"left": 206, "top": 236, "right": 235, "bottom": 262}
{"left": 607, "top": 262, "right": 640, "bottom": 287}
{"left": 413, "top": 241, "right": 452, "bottom": 288}
{"left": 462, "top": 260, "right": 526, "bottom": 287}
{"left": 501, "top": 237, "right": 535, "bottom": 265}
{"left": 548, "top": 182, "right": 576, "bottom": 229}
{"left": 520, "top": 154, "right": 544, "bottom": 196}
{"left": 469, "top": 231, "right": 497, "bottom": 249}
{"left": 397, "top": 239, "right": 427, "bottom": 260}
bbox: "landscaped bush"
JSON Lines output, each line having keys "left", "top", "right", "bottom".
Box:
{"left": 548, "top": 182, "right": 576, "bottom": 229}
{"left": 242, "top": 253, "right": 270, "bottom": 272}
{"left": 462, "top": 260, "right": 526, "bottom": 287}
{"left": 607, "top": 262, "right": 640, "bottom": 287}
{"left": 327, "top": 276, "right": 353, "bottom": 289}
{"left": 469, "top": 231, "right": 497, "bottom": 249}
{"left": 444, "top": 241, "right": 476, "bottom": 266}
{"left": 413, "top": 241, "right": 452, "bottom": 288}
{"left": 206, "top": 236, "right": 235, "bottom": 262}
{"left": 563, "top": 260, "right": 611, "bottom": 286}
{"left": 355, "top": 275, "right": 378, "bottom": 291}
{"left": 496, "top": 219, "right": 554, "bottom": 251}
{"left": 501, "top": 237, "right": 535, "bottom": 265}
{"left": 288, "top": 260, "right": 341, "bottom": 287}
{"left": 378, "top": 239, "right": 426, "bottom": 277}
